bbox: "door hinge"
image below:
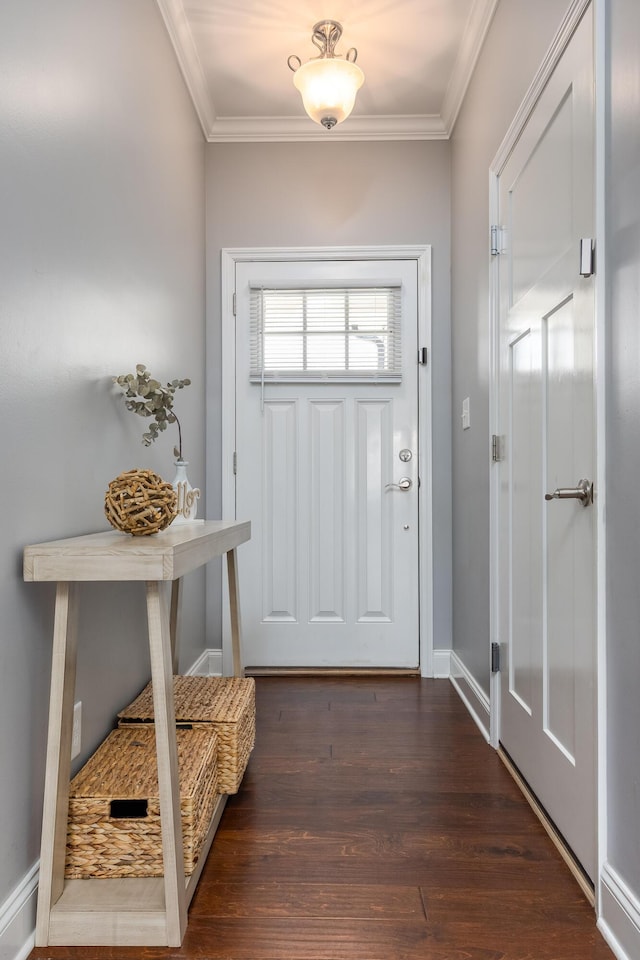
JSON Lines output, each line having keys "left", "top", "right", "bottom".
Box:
{"left": 490, "top": 225, "right": 502, "bottom": 256}
{"left": 232, "top": 451, "right": 237, "bottom": 475}
{"left": 232, "top": 292, "right": 237, "bottom": 316}
{"left": 491, "top": 434, "right": 504, "bottom": 462}
{"left": 491, "top": 642, "right": 501, "bottom": 673}
{"left": 418, "top": 347, "right": 428, "bottom": 365}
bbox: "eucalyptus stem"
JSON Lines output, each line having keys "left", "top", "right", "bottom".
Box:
{"left": 113, "top": 364, "right": 191, "bottom": 458}
{"left": 174, "top": 414, "right": 183, "bottom": 461}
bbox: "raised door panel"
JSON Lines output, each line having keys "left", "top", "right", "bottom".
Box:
{"left": 309, "top": 400, "right": 345, "bottom": 623}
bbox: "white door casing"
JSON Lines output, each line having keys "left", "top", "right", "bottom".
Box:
{"left": 218, "top": 247, "right": 433, "bottom": 674}
{"left": 492, "top": 7, "right": 596, "bottom": 880}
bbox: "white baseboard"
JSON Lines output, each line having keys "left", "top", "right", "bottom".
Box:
{"left": 449, "top": 650, "right": 491, "bottom": 742}
{"left": 186, "top": 647, "right": 223, "bottom": 677}
{"left": 598, "top": 862, "right": 640, "bottom": 960}
{"left": 432, "top": 648, "right": 451, "bottom": 678}
{"left": 0, "top": 862, "right": 38, "bottom": 960}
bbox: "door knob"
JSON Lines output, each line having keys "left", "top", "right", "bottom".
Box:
{"left": 544, "top": 478, "right": 593, "bottom": 507}
{"left": 385, "top": 477, "right": 412, "bottom": 492}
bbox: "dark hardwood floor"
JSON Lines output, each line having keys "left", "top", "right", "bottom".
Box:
{"left": 32, "top": 677, "right": 614, "bottom": 960}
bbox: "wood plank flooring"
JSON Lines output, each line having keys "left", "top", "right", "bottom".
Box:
{"left": 31, "top": 677, "right": 614, "bottom": 960}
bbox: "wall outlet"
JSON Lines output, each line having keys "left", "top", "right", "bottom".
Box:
{"left": 71, "top": 701, "right": 82, "bottom": 760}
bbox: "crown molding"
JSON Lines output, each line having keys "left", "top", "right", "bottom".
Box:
{"left": 440, "top": 0, "right": 500, "bottom": 135}
{"left": 156, "top": 0, "right": 493, "bottom": 142}
{"left": 155, "top": 0, "right": 217, "bottom": 134}
{"left": 204, "top": 114, "right": 448, "bottom": 142}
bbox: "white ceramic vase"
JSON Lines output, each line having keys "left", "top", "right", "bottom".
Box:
{"left": 172, "top": 460, "right": 201, "bottom": 523}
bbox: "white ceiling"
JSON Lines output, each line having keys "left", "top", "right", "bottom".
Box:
{"left": 156, "top": 0, "right": 498, "bottom": 141}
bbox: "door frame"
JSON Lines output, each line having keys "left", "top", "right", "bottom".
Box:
{"left": 217, "top": 245, "right": 434, "bottom": 677}
{"left": 488, "top": 0, "right": 607, "bottom": 906}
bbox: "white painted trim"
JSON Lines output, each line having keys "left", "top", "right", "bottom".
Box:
{"left": 0, "top": 862, "right": 38, "bottom": 960}
{"left": 599, "top": 864, "right": 640, "bottom": 960}
{"left": 488, "top": 167, "right": 501, "bottom": 751}
{"left": 155, "top": 0, "right": 217, "bottom": 135}
{"left": 441, "top": 0, "right": 500, "bottom": 134}
{"left": 432, "top": 649, "right": 451, "bottom": 679}
{"left": 186, "top": 648, "right": 223, "bottom": 677}
{"left": 491, "top": 0, "right": 592, "bottom": 175}
{"left": 416, "top": 249, "right": 434, "bottom": 678}
{"left": 218, "top": 246, "right": 434, "bottom": 677}
{"left": 594, "top": 0, "right": 608, "bottom": 921}
{"left": 205, "top": 114, "right": 448, "bottom": 143}
{"left": 449, "top": 651, "right": 491, "bottom": 742}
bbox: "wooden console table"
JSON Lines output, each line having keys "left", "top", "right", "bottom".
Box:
{"left": 24, "top": 520, "right": 250, "bottom": 947}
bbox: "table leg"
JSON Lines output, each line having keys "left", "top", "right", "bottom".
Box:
{"left": 35, "top": 582, "right": 79, "bottom": 946}
{"left": 146, "top": 581, "right": 187, "bottom": 947}
{"left": 169, "top": 578, "right": 182, "bottom": 674}
{"left": 226, "top": 548, "right": 244, "bottom": 678}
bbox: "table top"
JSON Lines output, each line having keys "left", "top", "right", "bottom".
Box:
{"left": 23, "top": 520, "right": 251, "bottom": 582}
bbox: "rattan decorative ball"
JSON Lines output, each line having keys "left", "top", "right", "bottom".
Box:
{"left": 104, "top": 469, "right": 177, "bottom": 536}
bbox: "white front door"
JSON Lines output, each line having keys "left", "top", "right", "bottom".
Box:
{"left": 233, "top": 256, "right": 422, "bottom": 670}
{"left": 496, "top": 9, "right": 596, "bottom": 879}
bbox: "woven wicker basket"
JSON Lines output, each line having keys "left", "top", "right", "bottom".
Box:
{"left": 118, "top": 676, "right": 255, "bottom": 795}
{"left": 65, "top": 725, "right": 218, "bottom": 879}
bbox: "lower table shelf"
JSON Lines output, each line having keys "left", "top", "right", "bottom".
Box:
{"left": 46, "top": 794, "right": 227, "bottom": 945}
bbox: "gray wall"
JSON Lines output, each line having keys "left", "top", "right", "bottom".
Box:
{"left": 607, "top": 0, "right": 640, "bottom": 900}
{"left": 449, "top": 0, "right": 571, "bottom": 693}
{"left": 205, "top": 140, "right": 453, "bottom": 656}
{"left": 0, "top": 0, "right": 205, "bottom": 907}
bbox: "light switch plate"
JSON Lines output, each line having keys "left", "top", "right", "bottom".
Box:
{"left": 462, "top": 397, "right": 471, "bottom": 430}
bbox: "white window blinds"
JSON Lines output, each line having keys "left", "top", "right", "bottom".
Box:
{"left": 249, "top": 285, "right": 402, "bottom": 383}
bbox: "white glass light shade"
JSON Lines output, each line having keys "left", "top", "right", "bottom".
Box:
{"left": 293, "top": 57, "right": 364, "bottom": 128}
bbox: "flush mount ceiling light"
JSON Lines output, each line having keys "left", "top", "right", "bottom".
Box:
{"left": 287, "top": 20, "right": 365, "bottom": 130}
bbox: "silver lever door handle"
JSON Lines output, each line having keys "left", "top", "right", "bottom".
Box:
{"left": 544, "top": 478, "right": 593, "bottom": 507}
{"left": 385, "top": 477, "right": 412, "bottom": 492}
